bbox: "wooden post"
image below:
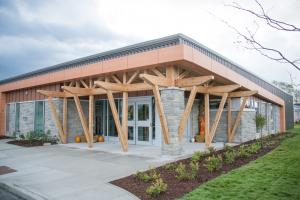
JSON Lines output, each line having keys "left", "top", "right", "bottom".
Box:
{"left": 280, "top": 105, "right": 286, "bottom": 133}
{"left": 73, "top": 95, "right": 91, "bottom": 146}
{"left": 227, "top": 97, "right": 232, "bottom": 142}
{"left": 229, "top": 97, "right": 248, "bottom": 142}
{"left": 122, "top": 72, "right": 128, "bottom": 145}
{"left": 152, "top": 84, "right": 170, "bottom": 144}
{"left": 89, "top": 79, "right": 94, "bottom": 147}
{"left": 205, "top": 93, "right": 210, "bottom": 147}
{"left": 63, "top": 97, "right": 68, "bottom": 142}
{"left": 166, "top": 65, "right": 176, "bottom": 86}
{"left": 107, "top": 90, "right": 128, "bottom": 152}
{"left": 48, "top": 97, "right": 66, "bottom": 144}
{"left": 178, "top": 86, "right": 197, "bottom": 140}
{"left": 207, "top": 93, "right": 228, "bottom": 145}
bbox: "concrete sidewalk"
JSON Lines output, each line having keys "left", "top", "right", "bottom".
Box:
{"left": 0, "top": 140, "right": 226, "bottom": 200}
{"left": 0, "top": 140, "right": 164, "bottom": 200}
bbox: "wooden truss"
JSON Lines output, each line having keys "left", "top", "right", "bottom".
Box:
{"left": 37, "top": 66, "right": 258, "bottom": 151}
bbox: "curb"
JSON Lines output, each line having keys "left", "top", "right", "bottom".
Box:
{"left": 0, "top": 182, "right": 48, "bottom": 200}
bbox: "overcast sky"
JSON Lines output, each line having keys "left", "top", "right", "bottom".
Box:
{"left": 0, "top": 0, "right": 299, "bottom": 84}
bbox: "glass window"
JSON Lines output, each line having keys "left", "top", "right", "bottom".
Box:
{"left": 34, "top": 101, "right": 45, "bottom": 132}
{"left": 95, "top": 100, "right": 107, "bottom": 136}
{"left": 15, "top": 103, "right": 20, "bottom": 132}
{"left": 128, "top": 126, "right": 134, "bottom": 140}
{"left": 138, "top": 104, "right": 149, "bottom": 121}
{"left": 108, "top": 100, "right": 119, "bottom": 137}
{"left": 137, "top": 127, "right": 149, "bottom": 141}
{"left": 128, "top": 105, "right": 134, "bottom": 121}
{"left": 6, "top": 104, "right": 9, "bottom": 132}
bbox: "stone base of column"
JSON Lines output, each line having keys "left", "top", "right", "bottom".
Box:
{"left": 160, "top": 87, "right": 184, "bottom": 156}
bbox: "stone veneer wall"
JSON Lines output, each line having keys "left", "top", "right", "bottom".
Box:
{"left": 160, "top": 87, "right": 184, "bottom": 155}
{"left": 213, "top": 103, "right": 281, "bottom": 143}
{"left": 66, "top": 100, "right": 89, "bottom": 143}
{"left": 6, "top": 99, "right": 89, "bottom": 142}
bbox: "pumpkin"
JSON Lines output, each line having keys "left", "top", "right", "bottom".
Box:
{"left": 75, "top": 136, "right": 81, "bottom": 143}
{"left": 98, "top": 135, "right": 105, "bottom": 142}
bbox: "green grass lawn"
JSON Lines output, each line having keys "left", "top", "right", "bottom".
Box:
{"left": 181, "top": 125, "right": 300, "bottom": 200}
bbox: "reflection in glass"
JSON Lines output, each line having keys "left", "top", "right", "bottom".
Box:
{"left": 138, "top": 104, "right": 149, "bottom": 121}
{"left": 138, "top": 127, "right": 149, "bottom": 141}
{"left": 128, "top": 105, "right": 134, "bottom": 121}
{"left": 128, "top": 126, "right": 134, "bottom": 140}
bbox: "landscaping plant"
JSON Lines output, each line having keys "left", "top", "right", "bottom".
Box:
{"left": 175, "top": 163, "right": 190, "bottom": 181}
{"left": 207, "top": 146, "right": 216, "bottom": 154}
{"left": 189, "top": 161, "right": 199, "bottom": 180}
{"left": 191, "top": 151, "right": 203, "bottom": 163}
{"left": 135, "top": 167, "right": 160, "bottom": 182}
{"left": 163, "top": 163, "right": 176, "bottom": 170}
{"left": 247, "top": 142, "right": 261, "bottom": 154}
{"left": 237, "top": 145, "right": 250, "bottom": 158}
{"left": 255, "top": 114, "right": 266, "bottom": 147}
{"left": 224, "top": 150, "right": 236, "bottom": 164}
{"left": 146, "top": 178, "right": 167, "bottom": 197}
{"left": 205, "top": 155, "right": 222, "bottom": 173}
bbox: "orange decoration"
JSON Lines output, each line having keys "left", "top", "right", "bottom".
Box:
{"left": 98, "top": 135, "right": 105, "bottom": 142}
{"left": 75, "top": 136, "right": 81, "bottom": 143}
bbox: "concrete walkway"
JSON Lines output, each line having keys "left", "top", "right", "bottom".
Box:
{"left": 0, "top": 140, "right": 225, "bottom": 200}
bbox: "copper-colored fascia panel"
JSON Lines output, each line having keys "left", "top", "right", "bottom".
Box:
{"left": 0, "top": 45, "right": 185, "bottom": 92}
{"left": 0, "top": 44, "right": 284, "bottom": 106}
{"left": 181, "top": 45, "right": 284, "bottom": 106}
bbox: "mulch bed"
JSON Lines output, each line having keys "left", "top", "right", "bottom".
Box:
{"left": 0, "top": 136, "right": 12, "bottom": 140}
{"left": 7, "top": 140, "right": 56, "bottom": 147}
{"left": 0, "top": 166, "right": 16, "bottom": 175}
{"left": 111, "top": 133, "right": 293, "bottom": 200}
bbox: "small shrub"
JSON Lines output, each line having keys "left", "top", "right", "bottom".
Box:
{"left": 265, "top": 140, "right": 276, "bottom": 147}
{"left": 189, "top": 161, "right": 199, "bottom": 180}
{"left": 247, "top": 143, "right": 261, "bottom": 154}
{"left": 205, "top": 155, "right": 222, "bottom": 173}
{"left": 163, "top": 163, "right": 176, "bottom": 170}
{"left": 146, "top": 178, "right": 167, "bottom": 197}
{"left": 224, "top": 151, "right": 236, "bottom": 164}
{"left": 135, "top": 171, "right": 152, "bottom": 182}
{"left": 175, "top": 163, "right": 190, "bottom": 181}
{"left": 207, "top": 146, "right": 216, "bottom": 154}
{"left": 135, "top": 167, "right": 160, "bottom": 182}
{"left": 191, "top": 151, "right": 203, "bottom": 163}
{"left": 237, "top": 145, "right": 250, "bottom": 158}
{"left": 224, "top": 144, "right": 234, "bottom": 152}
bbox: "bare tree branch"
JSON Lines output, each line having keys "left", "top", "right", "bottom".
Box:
{"left": 227, "top": 0, "right": 300, "bottom": 32}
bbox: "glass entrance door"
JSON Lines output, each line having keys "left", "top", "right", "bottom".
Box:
{"left": 135, "top": 101, "right": 152, "bottom": 145}
{"left": 126, "top": 99, "right": 152, "bottom": 145}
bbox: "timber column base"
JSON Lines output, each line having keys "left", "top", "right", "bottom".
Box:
{"left": 160, "top": 87, "right": 184, "bottom": 156}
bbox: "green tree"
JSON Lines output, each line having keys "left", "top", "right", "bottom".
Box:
{"left": 255, "top": 114, "right": 266, "bottom": 147}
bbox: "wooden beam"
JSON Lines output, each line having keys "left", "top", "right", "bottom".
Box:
{"left": 127, "top": 70, "right": 140, "bottom": 84}
{"left": 107, "top": 90, "right": 128, "bottom": 152}
{"left": 151, "top": 68, "right": 164, "bottom": 77}
{"left": 37, "top": 90, "right": 66, "bottom": 98}
{"left": 207, "top": 93, "right": 228, "bottom": 145}
{"left": 63, "top": 83, "right": 152, "bottom": 95}
{"left": 229, "top": 97, "right": 248, "bottom": 142}
{"left": 89, "top": 95, "right": 94, "bottom": 146}
{"left": 227, "top": 97, "right": 232, "bottom": 142}
{"left": 178, "top": 70, "right": 190, "bottom": 79}
{"left": 73, "top": 95, "right": 91, "bottom": 147}
{"left": 197, "top": 84, "right": 241, "bottom": 94}
{"left": 139, "top": 74, "right": 172, "bottom": 87}
{"left": 178, "top": 86, "right": 197, "bottom": 140}
{"left": 63, "top": 97, "right": 68, "bottom": 141}
{"left": 111, "top": 74, "right": 121, "bottom": 83}
{"left": 80, "top": 80, "right": 89, "bottom": 88}
{"left": 95, "top": 81, "right": 126, "bottom": 92}
{"left": 48, "top": 97, "right": 66, "bottom": 144}
{"left": 204, "top": 93, "right": 210, "bottom": 147}
{"left": 152, "top": 85, "right": 169, "bottom": 144}
{"left": 228, "top": 90, "right": 258, "bottom": 97}
{"left": 175, "top": 75, "right": 214, "bottom": 87}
